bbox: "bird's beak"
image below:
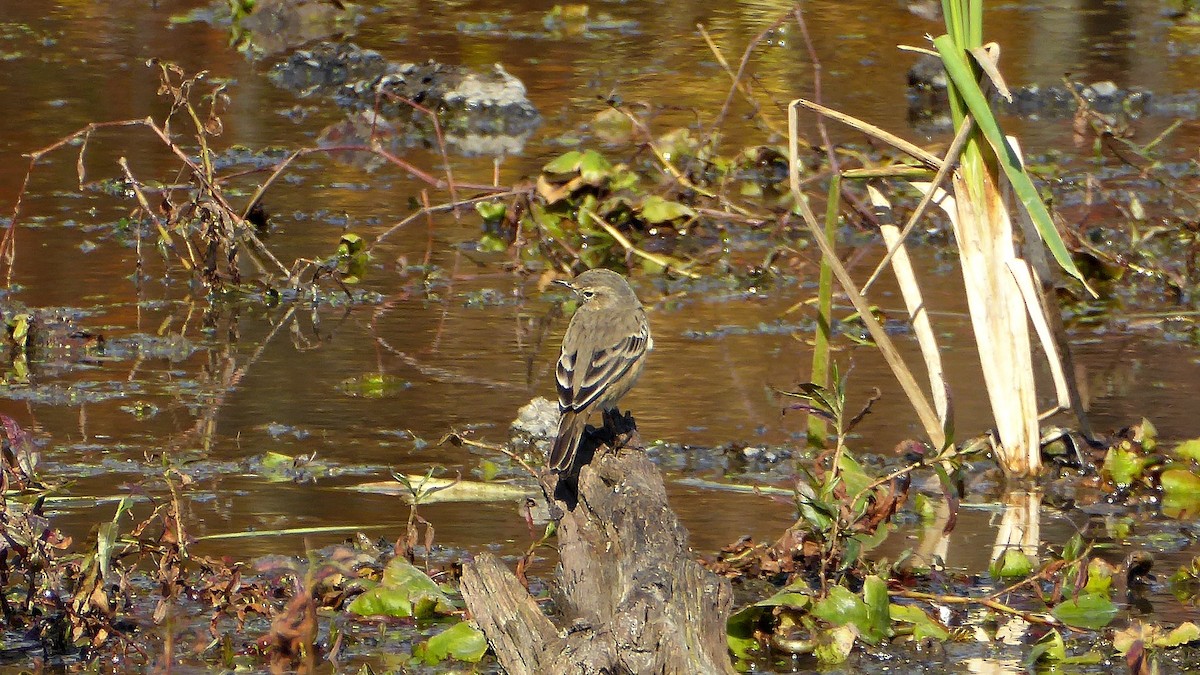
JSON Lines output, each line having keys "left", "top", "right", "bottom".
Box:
{"left": 554, "top": 278, "right": 575, "bottom": 290}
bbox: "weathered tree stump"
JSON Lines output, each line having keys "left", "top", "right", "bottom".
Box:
{"left": 461, "top": 428, "right": 735, "bottom": 674}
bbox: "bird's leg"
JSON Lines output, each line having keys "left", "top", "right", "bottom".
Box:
{"left": 602, "top": 408, "right": 636, "bottom": 448}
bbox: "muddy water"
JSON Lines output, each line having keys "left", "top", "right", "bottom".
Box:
{"left": 0, "top": 0, "right": 1197, "bottom": 599}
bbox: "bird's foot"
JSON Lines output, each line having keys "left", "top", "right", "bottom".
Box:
{"left": 601, "top": 408, "right": 637, "bottom": 450}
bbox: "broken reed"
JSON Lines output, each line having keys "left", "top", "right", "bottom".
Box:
{"left": 792, "top": 0, "right": 1092, "bottom": 478}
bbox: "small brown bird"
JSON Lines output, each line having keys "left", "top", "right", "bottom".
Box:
{"left": 549, "top": 269, "right": 652, "bottom": 473}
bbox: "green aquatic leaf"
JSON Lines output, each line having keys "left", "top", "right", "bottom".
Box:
{"left": 1102, "top": 442, "right": 1151, "bottom": 487}
{"left": 347, "top": 557, "right": 456, "bottom": 619}
{"left": 475, "top": 201, "right": 507, "bottom": 222}
{"left": 1027, "top": 628, "right": 1066, "bottom": 665}
{"left": 1114, "top": 621, "right": 1200, "bottom": 654}
{"left": 813, "top": 584, "right": 889, "bottom": 643}
{"left": 337, "top": 232, "right": 364, "bottom": 256}
{"left": 578, "top": 150, "right": 613, "bottom": 184}
{"left": 1174, "top": 438, "right": 1200, "bottom": 463}
{"left": 1162, "top": 467, "right": 1200, "bottom": 518}
{"left": 1083, "top": 558, "right": 1114, "bottom": 595}
{"left": 337, "top": 373, "right": 412, "bottom": 398}
{"left": 1158, "top": 622, "right": 1200, "bottom": 648}
{"left": 640, "top": 195, "right": 695, "bottom": 224}
{"left": 543, "top": 150, "right": 583, "bottom": 174}
{"left": 1137, "top": 418, "right": 1158, "bottom": 452}
{"left": 889, "top": 604, "right": 949, "bottom": 641}
{"left": 1051, "top": 592, "right": 1118, "bottom": 629}
{"left": 1161, "top": 467, "right": 1200, "bottom": 498}
{"left": 726, "top": 578, "right": 813, "bottom": 658}
{"left": 413, "top": 620, "right": 488, "bottom": 665}
{"left": 862, "top": 575, "right": 891, "bottom": 644}
{"left": 990, "top": 548, "right": 1035, "bottom": 578}
{"left": 592, "top": 107, "right": 633, "bottom": 143}
{"left": 477, "top": 233, "right": 509, "bottom": 253}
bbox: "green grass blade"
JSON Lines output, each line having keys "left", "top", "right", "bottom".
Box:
{"left": 807, "top": 175, "right": 840, "bottom": 446}
{"left": 933, "top": 34, "right": 1095, "bottom": 296}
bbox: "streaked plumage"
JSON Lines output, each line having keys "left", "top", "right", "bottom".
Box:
{"left": 548, "top": 269, "right": 651, "bottom": 473}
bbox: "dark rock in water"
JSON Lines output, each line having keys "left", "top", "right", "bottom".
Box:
{"left": 906, "top": 65, "right": 1200, "bottom": 133}
{"left": 270, "top": 42, "right": 391, "bottom": 95}
{"left": 907, "top": 54, "right": 947, "bottom": 92}
{"left": 270, "top": 41, "right": 541, "bottom": 149}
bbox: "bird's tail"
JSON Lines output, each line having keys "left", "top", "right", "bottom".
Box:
{"left": 549, "top": 410, "right": 587, "bottom": 473}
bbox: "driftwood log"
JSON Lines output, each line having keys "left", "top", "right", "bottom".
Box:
{"left": 460, "top": 426, "right": 736, "bottom": 674}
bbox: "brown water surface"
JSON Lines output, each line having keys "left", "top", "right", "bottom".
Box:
{"left": 0, "top": 0, "right": 1198, "bottom": 647}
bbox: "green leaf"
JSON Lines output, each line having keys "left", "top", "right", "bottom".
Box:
{"left": 726, "top": 609, "right": 764, "bottom": 659}
{"left": 932, "top": 34, "right": 1093, "bottom": 295}
{"left": 862, "top": 575, "right": 891, "bottom": 644}
{"left": 727, "top": 579, "right": 812, "bottom": 658}
{"left": 543, "top": 150, "right": 583, "bottom": 174}
{"left": 1083, "top": 558, "right": 1114, "bottom": 594}
{"left": 1027, "top": 628, "right": 1066, "bottom": 664}
{"left": 813, "top": 586, "right": 869, "bottom": 633}
{"left": 478, "top": 233, "right": 509, "bottom": 253}
{"left": 413, "top": 621, "right": 488, "bottom": 665}
{"left": 889, "top": 604, "right": 949, "bottom": 641}
{"left": 1061, "top": 533, "right": 1086, "bottom": 561}
{"left": 1051, "top": 592, "right": 1118, "bottom": 629}
{"left": 338, "top": 233, "right": 364, "bottom": 256}
{"left": 836, "top": 453, "right": 874, "bottom": 515}
{"left": 1114, "top": 621, "right": 1200, "bottom": 654}
{"left": 347, "top": 558, "right": 456, "bottom": 619}
{"left": 1163, "top": 467, "right": 1200, "bottom": 497}
{"left": 578, "top": 150, "right": 613, "bottom": 184}
{"left": 640, "top": 196, "right": 696, "bottom": 224}
{"left": 1174, "top": 438, "right": 1200, "bottom": 463}
{"left": 726, "top": 632, "right": 760, "bottom": 660}
{"left": 592, "top": 107, "right": 633, "bottom": 143}
{"left": 609, "top": 168, "right": 639, "bottom": 191}
{"left": 479, "top": 460, "right": 499, "bottom": 482}
{"left": 990, "top": 549, "right": 1035, "bottom": 578}
{"left": 756, "top": 579, "right": 814, "bottom": 610}
{"left": 98, "top": 497, "right": 133, "bottom": 582}
{"left": 913, "top": 493, "right": 938, "bottom": 522}
{"left": 1162, "top": 467, "right": 1200, "bottom": 518}
{"left": 1137, "top": 418, "right": 1158, "bottom": 452}
{"left": 338, "top": 373, "right": 412, "bottom": 399}
{"left": 1102, "top": 442, "right": 1150, "bottom": 487}
{"left": 1160, "top": 621, "right": 1200, "bottom": 647}
{"left": 475, "top": 201, "right": 507, "bottom": 222}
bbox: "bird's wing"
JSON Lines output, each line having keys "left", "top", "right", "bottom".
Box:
{"left": 556, "top": 319, "right": 648, "bottom": 412}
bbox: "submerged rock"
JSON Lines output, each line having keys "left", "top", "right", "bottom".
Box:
{"left": 906, "top": 61, "right": 1200, "bottom": 129}
{"left": 510, "top": 396, "right": 558, "bottom": 459}
{"left": 270, "top": 41, "right": 541, "bottom": 152}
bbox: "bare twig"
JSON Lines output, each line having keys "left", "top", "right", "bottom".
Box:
{"left": 789, "top": 99, "right": 945, "bottom": 447}
{"left": 891, "top": 589, "right": 1083, "bottom": 632}
{"left": 860, "top": 116, "right": 975, "bottom": 294}
{"left": 581, "top": 208, "right": 701, "bottom": 279}
{"left": 381, "top": 93, "right": 461, "bottom": 216}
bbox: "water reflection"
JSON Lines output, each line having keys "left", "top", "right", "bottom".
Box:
{"left": 0, "top": 0, "right": 1196, "bottom": 587}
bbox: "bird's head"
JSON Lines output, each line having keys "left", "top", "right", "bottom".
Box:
{"left": 555, "top": 269, "right": 636, "bottom": 310}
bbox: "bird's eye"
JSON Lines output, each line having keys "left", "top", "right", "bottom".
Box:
{"left": 581, "top": 289, "right": 595, "bottom": 300}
